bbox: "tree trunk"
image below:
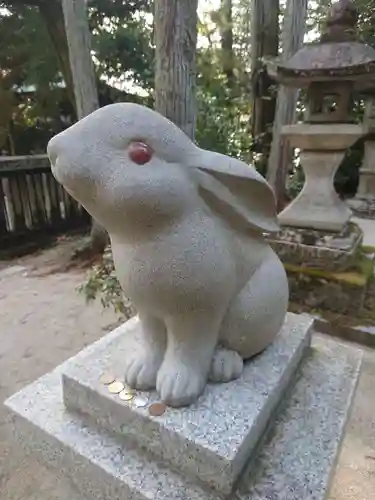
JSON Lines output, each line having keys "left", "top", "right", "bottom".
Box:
{"left": 38, "top": 1, "right": 75, "bottom": 110}
{"left": 61, "top": 0, "right": 99, "bottom": 117}
{"left": 250, "top": 0, "right": 279, "bottom": 172}
{"left": 266, "top": 0, "right": 308, "bottom": 210}
{"left": 61, "top": 0, "right": 108, "bottom": 254}
{"left": 220, "top": 0, "right": 234, "bottom": 89}
{"left": 154, "top": 0, "right": 198, "bottom": 141}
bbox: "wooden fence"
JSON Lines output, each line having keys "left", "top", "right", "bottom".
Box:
{"left": 0, "top": 155, "right": 90, "bottom": 255}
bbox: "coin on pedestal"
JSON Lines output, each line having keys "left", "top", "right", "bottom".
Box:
{"left": 108, "top": 381, "right": 125, "bottom": 394}
{"left": 119, "top": 390, "right": 135, "bottom": 401}
{"left": 99, "top": 372, "right": 116, "bottom": 385}
{"left": 149, "top": 402, "right": 167, "bottom": 417}
{"left": 132, "top": 395, "right": 149, "bottom": 408}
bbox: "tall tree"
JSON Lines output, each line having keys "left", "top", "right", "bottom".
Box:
{"left": 220, "top": 0, "right": 234, "bottom": 89}
{"left": 154, "top": 0, "right": 198, "bottom": 140}
{"left": 1, "top": 0, "right": 75, "bottom": 105}
{"left": 1, "top": 0, "right": 154, "bottom": 110}
{"left": 0, "top": 2, "right": 152, "bottom": 155}
{"left": 62, "top": 0, "right": 99, "bottom": 117}
{"left": 62, "top": 0, "right": 108, "bottom": 254}
{"left": 38, "top": 1, "right": 75, "bottom": 107}
{"left": 266, "top": 0, "right": 308, "bottom": 209}
{"left": 250, "top": 0, "right": 279, "bottom": 172}
{"left": 195, "top": 2, "right": 252, "bottom": 158}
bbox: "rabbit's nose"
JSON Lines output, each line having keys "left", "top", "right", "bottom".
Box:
{"left": 47, "top": 135, "right": 63, "bottom": 166}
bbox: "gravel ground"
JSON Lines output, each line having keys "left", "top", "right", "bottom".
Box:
{"left": 0, "top": 240, "right": 374, "bottom": 500}
{"left": 0, "top": 240, "right": 118, "bottom": 500}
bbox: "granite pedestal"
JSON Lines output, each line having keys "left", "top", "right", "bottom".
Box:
{"left": 5, "top": 313, "right": 362, "bottom": 500}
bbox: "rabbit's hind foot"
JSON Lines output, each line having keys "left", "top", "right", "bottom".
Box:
{"left": 209, "top": 347, "right": 243, "bottom": 383}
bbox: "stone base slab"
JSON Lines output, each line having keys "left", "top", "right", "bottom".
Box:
{"left": 61, "top": 314, "right": 312, "bottom": 494}
{"left": 312, "top": 316, "right": 375, "bottom": 349}
{"left": 4, "top": 328, "right": 362, "bottom": 500}
{"left": 268, "top": 223, "right": 363, "bottom": 272}
{"left": 238, "top": 334, "right": 362, "bottom": 499}
{"left": 347, "top": 197, "right": 375, "bottom": 219}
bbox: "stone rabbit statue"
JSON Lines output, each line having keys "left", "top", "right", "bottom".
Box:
{"left": 47, "top": 103, "right": 289, "bottom": 407}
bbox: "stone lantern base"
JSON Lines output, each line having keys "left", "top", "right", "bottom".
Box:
{"left": 347, "top": 140, "right": 375, "bottom": 218}
{"left": 268, "top": 221, "right": 375, "bottom": 316}
{"left": 347, "top": 196, "right": 375, "bottom": 218}
{"left": 278, "top": 124, "right": 364, "bottom": 232}
{"left": 268, "top": 222, "right": 363, "bottom": 273}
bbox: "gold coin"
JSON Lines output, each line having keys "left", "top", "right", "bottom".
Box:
{"left": 133, "top": 395, "right": 149, "bottom": 408}
{"left": 108, "top": 381, "right": 125, "bottom": 394}
{"left": 119, "top": 390, "right": 135, "bottom": 401}
{"left": 148, "top": 402, "right": 167, "bottom": 417}
{"left": 99, "top": 372, "right": 116, "bottom": 385}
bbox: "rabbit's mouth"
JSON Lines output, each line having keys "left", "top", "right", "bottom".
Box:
{"left": 51, "top": 160, "right": 74, "bottom": 191}
{"left": 50, "top": 156, "right": 96, "bottom": 207}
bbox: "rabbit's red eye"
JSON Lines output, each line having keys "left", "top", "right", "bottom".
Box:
{"left": 128, "top": 141, "right": 153, "bottom": 165}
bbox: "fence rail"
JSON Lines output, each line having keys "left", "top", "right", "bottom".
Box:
{"left": 0, "top": 155, "right": 90, "bottom": 255}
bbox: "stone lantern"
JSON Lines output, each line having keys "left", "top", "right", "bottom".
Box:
{"left": 348, "top": 97, "right": 375, "bottom": 217}
{"left": 268, "top": 0, "right": 375, "bottom": 232}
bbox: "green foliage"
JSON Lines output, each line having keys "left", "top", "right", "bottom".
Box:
{"left": 356, "top": 0, "right": 375, "bottom": 47}
{"left": 78, "top": 246, "right": 135, "bottom": 319}
{"left": 0, "top": 0, "right": 154, "bottom": 154}
{"left": 287, "top": 163, "right": 304, "bottom": 200}
{"left": 0, "top": 4, "right": 67, "bottom": 152}
{"left": 90, "top": 0, "right": 154, "bottom": 91}
{"left": 196, "top": 34, "right": 252, "bottom": 159}
{"left": 0, "top": 4, "right": 61, "bottom": 89}
{"left": 195, "top": 4, "right": 253, "bottom": 161}
{"left": 196, "top": 88, "right": 252, "bottom": 161}
{"left": 92, "top": 20, "right": 154, "bottom": 90}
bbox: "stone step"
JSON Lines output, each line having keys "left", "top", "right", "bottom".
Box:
{"left": 61, "top": 313, "right": 312, "bottom": 494}
{"left": 4, "top": 326, "right": 362, "bottom": 500}
{"left": 237, "top": 334, "right": 362, "bottom": 499}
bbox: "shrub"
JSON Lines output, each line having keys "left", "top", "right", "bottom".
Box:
{"left": 78, "top": 246, "right": 135, "bottom": 319}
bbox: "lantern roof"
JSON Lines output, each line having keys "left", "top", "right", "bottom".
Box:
{"left": 268, "top": 0, "right": 375, "bottom": 90}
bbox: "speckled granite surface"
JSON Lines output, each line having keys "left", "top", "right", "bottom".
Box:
{"left": 238, "top": 334, "right": 363, "bottom": 500}
{"left": 5, "top": 369, "right": 217, "bottom": 500}
{"left": 4, "top": 317, "right": 218, "bottom": 500}
{"left": 62, "top": 313, "right": 312, "bottom": 493}
{"left": 4, "top": 318, "right": 362, "bottom": 500}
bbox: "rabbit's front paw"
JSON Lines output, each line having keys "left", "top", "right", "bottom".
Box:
{"left": 124, "top": 315, "right": 166, "bottom": 390}
{"left": 124, "top": 349, "right": 163, "bottom": 390}
{"left": 209, "top": 347, "right": 243, "bottom": 383}
{"left": 156, "top": 361, "right": 206, "bottom": 407}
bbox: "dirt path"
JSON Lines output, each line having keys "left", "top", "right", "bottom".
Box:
{"left": 0, "top": 241, "right": 118, "bottom": 500}
{"left": 0, "top": 241, "right": 374, "bottom": 499}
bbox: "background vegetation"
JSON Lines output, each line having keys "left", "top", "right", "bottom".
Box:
{"left": 1, "top": 0, "right": 374, "bottom": 314}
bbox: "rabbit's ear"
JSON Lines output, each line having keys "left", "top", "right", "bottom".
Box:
{"left": 191, "top": 150, "right": 279, "bottom": 234}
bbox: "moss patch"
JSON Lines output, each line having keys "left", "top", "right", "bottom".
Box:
{"left": 289, "top": 301, "right": 375, "bottom": 327}
{"left": 284, "top": 251, "right": 374, "bottom": 287}
{"left": 361, "top": 245, "right": 375, "bottom": 255}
